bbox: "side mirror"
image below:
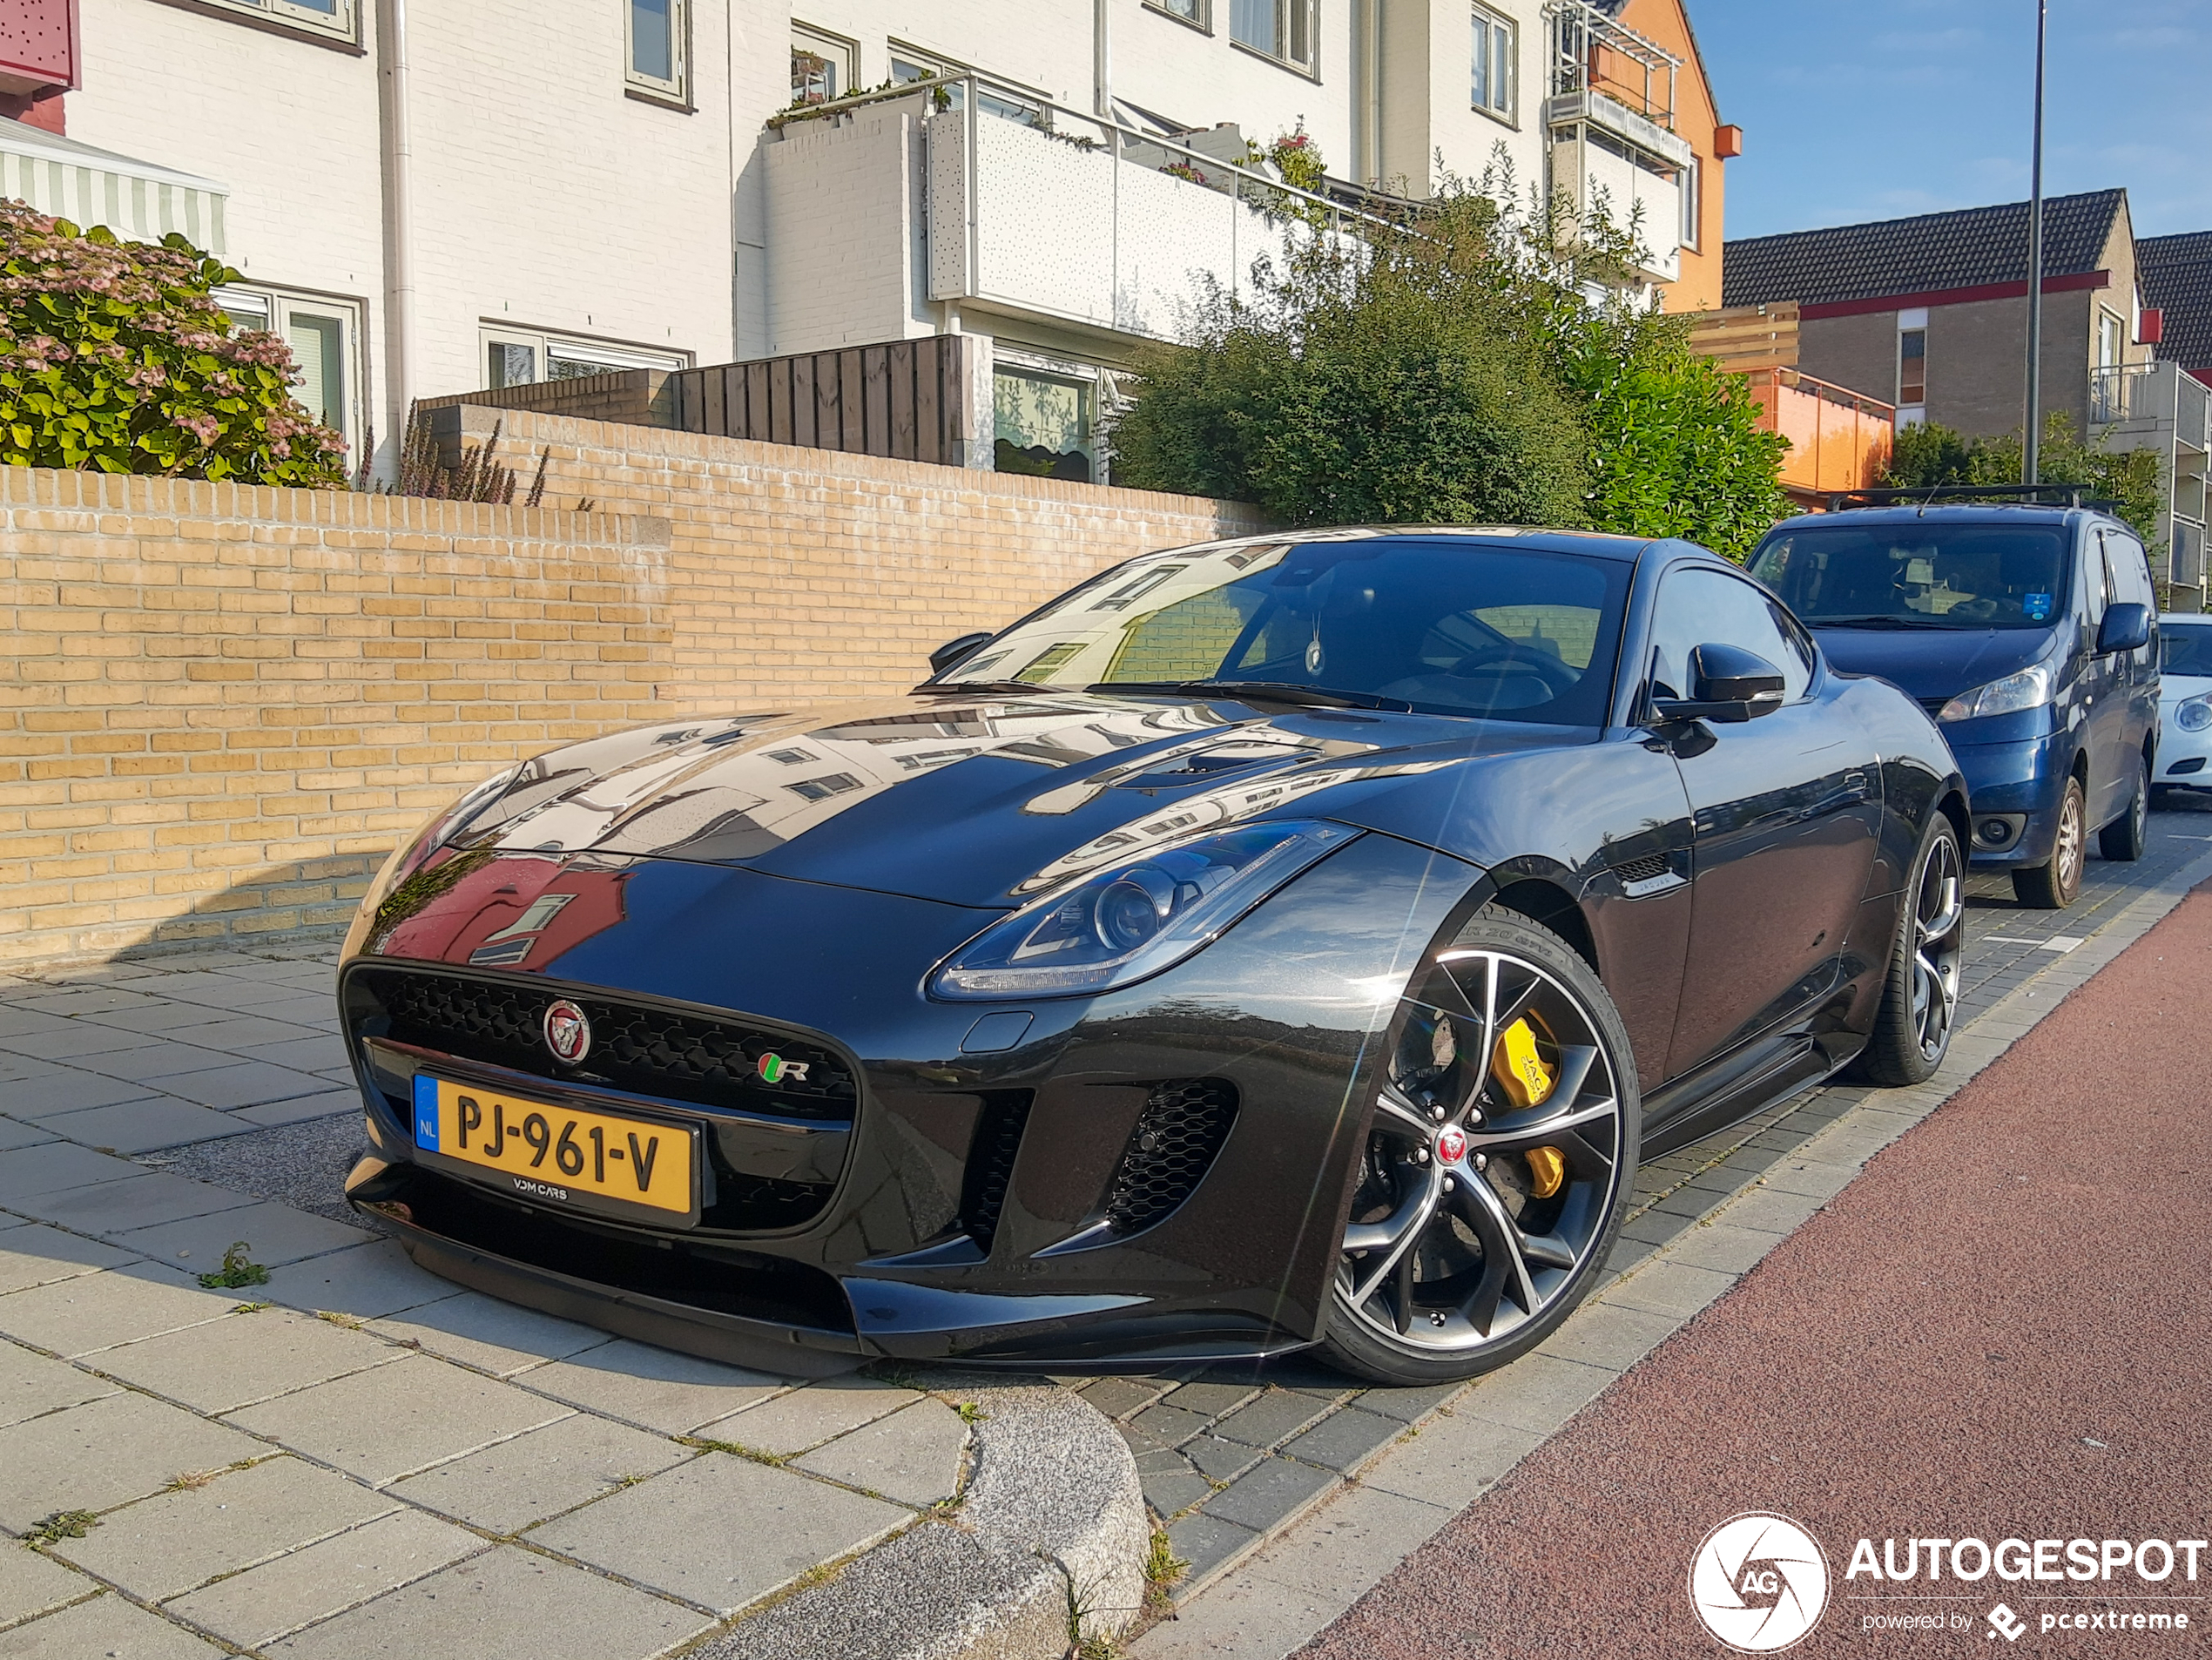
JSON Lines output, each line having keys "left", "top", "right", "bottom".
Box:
{"left": 928, "top": 631, "right": 995, "bottom": 677}
{"left": 2097, "top": 601, "right": 2150, "bottom": 655}
{"left": 1652, "top": 643, "right": 1788, "bottom": 725}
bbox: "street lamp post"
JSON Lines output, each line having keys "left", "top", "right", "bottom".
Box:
{"left": 2024, "top": 0, "right": 2047, "bottom": 485}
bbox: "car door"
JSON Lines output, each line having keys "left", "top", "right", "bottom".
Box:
{"left": 1645, "top": 563, "right": 1884, "bottom": 1082}
{"left": 2076, "top": 530, "right": 2128, "bottom": 824}
{"left": 2102, "top": 527, "right": 2161, "bottom": 773}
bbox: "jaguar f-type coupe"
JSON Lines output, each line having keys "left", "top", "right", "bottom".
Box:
{"left": 339, "top": 529, "right": 1968, "bottom": 1384}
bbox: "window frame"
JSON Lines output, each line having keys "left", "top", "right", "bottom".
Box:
{"left": 1470, "top": 2, "right": 1517, "bottom": 125}
{"left": 1228, "top": 0, "right": 1319, "bottom": 76}
{"left": 624, "top": 0, "right": 691, "bottom": 108}
{"left": 479, "top": 325, "right": 691, "bottom": 393}
{"left": 791, "top": 23, "right": 857, "bottom": 106}
{"left": 1679, "top": 155, "right": 1701, "bottom": 251}
{"left": 157, "top": 0, "right": 361, "bottom": 48}
{"left": 1144, "top": 0, "right": 1212, "bottom": 32}
{"left": 2096, "top": 307, "right": 2125, "bottom": 370}
{"left": 214, "top": 283, "right": 366, "bottom": 455}
{"left": 1898, "top": 326, "right": 1927, "bottom": 408}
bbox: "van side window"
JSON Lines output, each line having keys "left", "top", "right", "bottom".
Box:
{"left": 2080, "top": 536, "right": 2109, "bottom": 624}
{"left": 2108, "top": 533, "right": 2154, "bottom": 607}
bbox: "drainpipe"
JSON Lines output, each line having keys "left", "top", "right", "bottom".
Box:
{"left": 378, "top": 0, "right": 418, "bottom": 477}
{"left": 1093, "top": 0, "right": 1110, "bottom": 118}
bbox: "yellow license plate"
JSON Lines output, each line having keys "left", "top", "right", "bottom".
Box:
{"left": 411, "top": 1076, "right": 695, "bottom": 1218}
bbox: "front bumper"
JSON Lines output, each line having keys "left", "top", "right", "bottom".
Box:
{"left": 1945, "top": 730, "right": 2074, "bottom": 867}
{"left": 2156, "top": 705, "right": 2212, "bottom": 790}
{"left": 340, "top": 837, "right": 1477, "bottom": 1373}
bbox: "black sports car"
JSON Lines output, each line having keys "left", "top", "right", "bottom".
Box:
{"left": 339, "top": 529, "right": 1968, "bottom": 1384}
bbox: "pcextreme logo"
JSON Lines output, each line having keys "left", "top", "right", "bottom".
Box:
{"left": 1690, "top": 1513, "right": 1831, "bottom": 1652}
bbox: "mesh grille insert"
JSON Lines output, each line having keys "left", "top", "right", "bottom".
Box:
{"left": 351, "top": 968, "right": 853, "bottom": 1120}
{"left": 1105, "top": 1079, "right": 1238, "bottom": 1235}
{"left": 959, "top": 1091, "right": 1034, "bottom": 1252}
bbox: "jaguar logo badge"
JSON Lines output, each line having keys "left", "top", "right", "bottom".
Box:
{"left": 543, "top": 1000, "right": 591, "bottom": 1064}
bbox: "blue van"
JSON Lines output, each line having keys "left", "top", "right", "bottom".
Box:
{"left": 1747, "top": 501, "right": 2159, "bottom": 908}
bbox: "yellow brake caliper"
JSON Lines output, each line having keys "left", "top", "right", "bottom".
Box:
{"left": 1491, "top": 1014, "right": 1567, "bottom": 1199}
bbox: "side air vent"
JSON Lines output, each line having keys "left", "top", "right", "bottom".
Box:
{"left": 960, "top": 1091, "right": 1034, "bottom": 1253}
{"left": 1105, "top": 1079, "right": 1238, "bottom": 1236}
{"left": 1608, "top": 852, "right": 1669, "bottom": 886}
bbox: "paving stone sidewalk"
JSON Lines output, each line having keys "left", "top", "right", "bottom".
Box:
{"left": 0, "top": 950, "right": 975, "bottom": 1658}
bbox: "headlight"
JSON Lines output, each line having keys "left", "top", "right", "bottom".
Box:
{"left": 931, "top": 820, "right": 1358, "bottom": 1000}
{"left": 2177, "top": 694, "right": 2212, "bottom": 732}
{"left": 1939, "top": 663, "right": 2053, "bottom": 723}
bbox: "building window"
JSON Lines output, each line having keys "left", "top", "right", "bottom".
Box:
{"left": 1898, "top": 327, "right": 1926, "bottom": 407}
{"left": 1471, "top": 3, "right": 1515, "bottom": 118}
{"left": 995, "top": 367, "right": 1096, "bottom": 482}
{"left": 187, "top": 0, "right": 358, "bottom": 44}
{"left": 627, "top": 0, "right": 688, "bottom": 103}
{"left": 215, "top": 286, "right": 362, "bottom": 454}
{"left": 792, "top": 25, "right": 856, "bottom": 105}
{"left": 1679, "top": 156, "right": 1701, "bottom": 250}
{"left": 482, "top": 327, "right": 689, "bottom": 390}
{"left": 1148, "top": 0, "right": 1210, "bottom": 27}
{"left": 2098, "top": 307, "right": 2124, "bottom": 368}
{"left": 1230, "top": 0, "right": 1316, "bottom": 71}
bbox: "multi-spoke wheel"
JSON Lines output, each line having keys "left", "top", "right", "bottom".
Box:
{"left": 2014, "top": 776, "right": 2085, "bottom": 909}
{"left": 1857, "top": 815, "right": 1965, "bottom": 1086}
{"left": 1322, "top": 908, "right": 1639, "bottom": 1385}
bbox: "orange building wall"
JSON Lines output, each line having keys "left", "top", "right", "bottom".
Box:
{"left": 1614, "top": 0, "right": 1729, "bottom": 313}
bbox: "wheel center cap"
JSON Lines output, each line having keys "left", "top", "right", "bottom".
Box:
{"left": 1434, "top": 1124, "right": 1467, "bottom": 1164}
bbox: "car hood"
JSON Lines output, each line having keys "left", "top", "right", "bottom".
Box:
{"left": 1811, "top": 626, "right": 2055, "bottom": 702}
{"left": 447, "top": 692, "right": 1569, "bottom": 909}
{"left": 2161, "top": 673, "right": 2212, "bottom": 705}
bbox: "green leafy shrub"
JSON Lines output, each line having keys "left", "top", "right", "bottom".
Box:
{"left": 1108, "top": 173, "right": 1790, "bottom": 557}
{"left": 0, "top": 201, "right": 345, "bottom": 484}
{"left": 1885, "top": 412, "right": 2164, "bottom": 548}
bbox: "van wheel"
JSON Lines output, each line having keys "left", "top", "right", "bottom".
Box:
{"left": 2098, "top": 754, "right": 2148, "bottom": 861}
{"left": 2013, "top": 776, "right": 2086, "bottom": 908}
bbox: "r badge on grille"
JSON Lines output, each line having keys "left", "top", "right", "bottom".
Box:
{"left": 543, "top": 999, "right": 591, "bottom": 1063}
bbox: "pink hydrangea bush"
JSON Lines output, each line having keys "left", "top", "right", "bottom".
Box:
{"left": 0, "top": 200, "right": 347, "bottom": 485}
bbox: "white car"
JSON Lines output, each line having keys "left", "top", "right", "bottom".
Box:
{"left": 2156, "top": 613, "right": 2212, "bottom": 795}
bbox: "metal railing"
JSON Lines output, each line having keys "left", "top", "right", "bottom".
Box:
{"left": 1744, "top": 366, "right": 1897, "bottom": 422}
{"left": 2089, "top": 361, "right": 2155, "bottom": 425}
{"left": 1544, "top": 0, "right": 1681, "bottom": 127}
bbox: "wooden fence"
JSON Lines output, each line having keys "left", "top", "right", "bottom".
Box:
{"left": 668, "top": 335, "right": 974, "bottom": 466}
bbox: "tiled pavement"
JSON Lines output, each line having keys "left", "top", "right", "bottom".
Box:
{"left": 2, "top": 811, "right": 2207, "bottom": 1656}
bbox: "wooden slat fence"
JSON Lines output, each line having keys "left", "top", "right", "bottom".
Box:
{"left": 670, "top": 336, "right": 971, "bottom": 466}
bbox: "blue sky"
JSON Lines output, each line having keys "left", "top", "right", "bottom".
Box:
{"left": 1694, "top": 0, "right": 2212, "bottom": 243}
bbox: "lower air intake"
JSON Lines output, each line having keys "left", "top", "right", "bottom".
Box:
{"left": 1105, "top": 1079, "right": 1238, "bottom": 1236}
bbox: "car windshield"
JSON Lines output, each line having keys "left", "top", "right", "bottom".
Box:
{"left": 1748, "top": 523, "right": 2069, "bottom": 631}
{"left": 2162, "top": 623, "right": 2212, "bottom": 678}
{"left": 934, "top": 536, "right": 1631, "bottom": 725}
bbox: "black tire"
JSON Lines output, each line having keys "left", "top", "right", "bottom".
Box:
{"left": 1321, "top": 906, "right": 1641, "bottom": 1386}
{"left": 2013, "top": 775, "right": 2086, "bottom": 909}
{"left": 2099, "top": 752, "right": 2148, "bottom": 861}
{"left": 1855, "top": 816, "right": 1965, "bottom": 1087}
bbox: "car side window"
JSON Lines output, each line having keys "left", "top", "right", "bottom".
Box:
{"left": 1647, "top": 566, "right": 1814, "bottom": 706}
{"left": 2080, "top": 535, "right": 2110, "bottom": 624}
{"left": 2108, "top": 532, "right": 2153, "bottom": 608}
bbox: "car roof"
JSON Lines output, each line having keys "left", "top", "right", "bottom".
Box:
{"left": 1192, "top": 526, "right": 1656, "bottom": 563}
{"left": 1763, "top": 504, "right": 2100, "bottom": 534}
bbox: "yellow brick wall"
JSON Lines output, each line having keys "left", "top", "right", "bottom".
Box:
{"left": 0, "top": 430, "right": 1263, "bottom": 967}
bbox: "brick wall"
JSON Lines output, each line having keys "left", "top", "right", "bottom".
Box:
{"left": 0, "top": 422, "right": 1264, "bottom": 967}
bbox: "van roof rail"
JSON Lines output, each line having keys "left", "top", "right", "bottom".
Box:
{"left": 1824, "top": 483, "right": 2120, "bottom": 513}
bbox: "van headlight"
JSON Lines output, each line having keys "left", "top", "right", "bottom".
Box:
{"left": 1939, "top": 663, "right": 2053, "bottom": 723}
{"left": 2176, "top": 694, "right": 2212, "bottom": 732}
{"left": 930, "top": 820, "right": 1358, "bottom": 999}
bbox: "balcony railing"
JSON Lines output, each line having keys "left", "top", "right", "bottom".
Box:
{"left": 1545, "top": 0, "right": 1682, "bottom": 129}
{"left": 1745, "top": 368, "right": 1897, "bottom": 497}
{"left": 2089, "top": 361, "right": 2155, "bottom": 425}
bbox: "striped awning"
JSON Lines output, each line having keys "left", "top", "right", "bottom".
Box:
{"left": 0, "top": 115, "right": 227, "bottom": 254}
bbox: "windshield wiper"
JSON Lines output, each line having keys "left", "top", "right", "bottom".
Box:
{"left": 1094, "top": 679, "right": 1413, "bottom": 712}
{"left": 1805, "top": 614, "right": 1962, "bottom": 631}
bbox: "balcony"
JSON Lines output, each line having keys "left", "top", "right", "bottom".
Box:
{"left": 2089, "top": 359, "right": 2209, "bottom": 601}
{"left": 1745, "top": 369, "right": 1896, "bottom": 502}
{"left": 1542, "top": 1, "right": 1689, "bottom": 283}
{"left": 762, "top": 78, "right": 1377, "bottom": 360}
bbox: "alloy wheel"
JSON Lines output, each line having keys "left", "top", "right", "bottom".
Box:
{"left": 2054, "top": 787, "right": 2084, "bottom": 892}
{"left": 1337, "top": 949, "right": 1626, "bottom": 1353}
{"left": 1909, "top": 832, "right": 1965, "bottom": 1061}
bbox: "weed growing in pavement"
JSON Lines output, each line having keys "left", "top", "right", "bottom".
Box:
{"left": 198, "top": 1242, "right": 269, "bottom": 1290}
{"left": 611, "top": 1472, "right": 652, "bottom": 1488}
{"left": 955, "top": 1401, "right": 988, "bottom": 1424}
{"left": 678, "top": 1435, "right": 788, "bottom": 1468}
{"left": 230, "top": 1301, "right": 270, "bottom": 1313}
{"left": 165, "top": 1470, "right": 222, "bottom": 1492}
{"left": 314, "top": 1310, "right": 365, "bottom": 1329}
{"left": 24, "top": 1510, "right": 98, "bottom": 1546}
{"left": 1143, "top": 1528, "right": 1189, "bottom": 1613}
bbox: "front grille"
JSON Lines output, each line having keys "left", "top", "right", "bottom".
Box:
{"left": 1918, "top": 695, "right": 1950, "bottom": 715}
{"left": 351, "top": 968, "right": 853, "bottom": 1120}
{"left": 1105, "top": 1079, "right": 1238, "bottom": 1235}
{"left": 959, "top": 1091, "right": 1034, "bottom": 1252}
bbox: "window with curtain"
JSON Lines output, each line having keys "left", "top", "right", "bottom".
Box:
{"left": 1231, "top": 0, "right": 1314, "bottom": 69}
{"left": 1471, "top": 4, "right": 1515, "bottom": 118}
{"left": 628, "top": 0, "right": 688, "bottom": 101}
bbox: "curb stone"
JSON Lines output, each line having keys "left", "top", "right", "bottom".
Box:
{"left": 689, "top": 1383, "right": 1146, "bottom": 1660}
{"left": 1130, "top": 842, "right": 2212, "bottom": 1657}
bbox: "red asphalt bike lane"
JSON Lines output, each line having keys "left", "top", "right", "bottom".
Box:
{"left": 1299, "top": 887, "right": 2212, "bottom": 1658}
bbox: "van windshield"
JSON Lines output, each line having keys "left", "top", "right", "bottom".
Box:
{"left": 1748, "top": 524, "right": 2069, "bottom": 631}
